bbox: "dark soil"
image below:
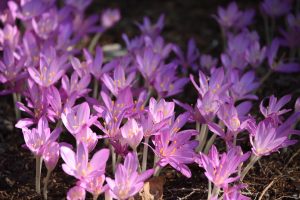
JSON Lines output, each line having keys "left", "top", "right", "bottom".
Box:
{"left": 1, "top": 0, "right": 300, "bottom": 200}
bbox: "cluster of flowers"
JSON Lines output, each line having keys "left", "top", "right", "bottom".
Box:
{"left": 0, "top": 0, "right": 300, "bottom": 199}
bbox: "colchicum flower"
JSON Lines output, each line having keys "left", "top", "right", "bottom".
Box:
{"left": 106, "top": 152, "right": 154, "bottom": 200}
{"left": 196, "top": 145, "right": 250, "bottom": 187}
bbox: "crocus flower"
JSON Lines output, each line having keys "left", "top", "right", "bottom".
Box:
{"left": 79, "top": 174, "right": 108, "bottom": 199}
{"left": 0, "top": 24, "right": 20, "bottom": 49}
{"left": 149, "top": 97, "right": 174, "bottom": 124}
{"left": 144, "top": 36, "right": 173, "bottom": 59}
{"left": 229, "top": 70, "right": 259, "bottom": 102}
{"left": 15, "top": 80, "right": 48, "bottom": 128}
{"left": 42, "top": 141, "right": 60, "bottom": 171}
{"left": 106, "top": 152, "right": 154, "bottom": 200}
{"left": 223, "top": 184, "right": 250, "bottom": 200}
{"left": 65, "top": 0, "right": 92, "bottom": 12}
{"left": 267, "top": 39, "right": 300, "bottom": 73}
{"left": 28, "top": 48, "right": 68, "bottom": 87}
{"left": 214, "top": 2, "right": 241, "bottom": 29}
{"left": 136, "top": 47, "right": 161, "bottom": 84}
{"left": 75, "top": 126, "right": 98, "bottom": 153}
{"left": 32, "top": 9, "right": 58, "bottom": 40}
{"left": 60, "top": 142, "right": 109, "bottom": 180}
{"left": 0, "top": 45, "right": 26, "bottom": 84}
{"left": 67, "top": 186, "right": 86, "bottom": 200}
{"left": 199, "top": 54, "right": 218, "bottom": 72}
{"left": 248, "top": 117, "right": 299, "bottom": 157}
{"left": 245, "top": 41, "right": 266, "bottom": 68}
{"left": 22, "top": 116, "right": 61, "bottom": 156}
{"left": 235, "top": 9, "right": 255, "bottom": 30}
{"left": 173, "top": 38, "right": 200, "bottom": 71}
{"left": 136, "top": 14, "right": 165, "bottom": 39}
{"left": 154, "top": 114, "right": 198, "bottom": 178}
{"left": 197, "top": 145, "right": 250, "bottom": 187}
{"left": 62, "top": 102, "right": 97, "bottom": 134}
{"left": 190, "top": 68, "right": 230, "bottom": 98}
{"left": 101, "top": 8, "right": 121, "bottom": 29}
{"left": 121, "top": 118, "right": 143, "bottom": 150}
{"left": 261, "top": 0, "right": 291, "bottom": 18}
{"left": 61, "top": 72, "right": 91, "bottom": 99}
{"left": 153, "top": 63, "right": 189, "bottom": 98}
{"left": 94, "top": 90, "right": 133, "bottom": 138}
{"left": 260, "top": 95, "right": 291, "bottom": 122}
{"left": 101, "top": 65, "right": 136, "bottom": 96}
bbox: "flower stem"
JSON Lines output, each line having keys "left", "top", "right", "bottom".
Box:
{"left": 240, "top": 154, "right": 260, "bottom": 181}
{"left": 204, "top": 133, "right": 217, "bottom": 154}
{"left": 110, "top": 145, "right": 116, "bottom": 173}
{"left": 43, "top": 169, "right": 52, "bottom": 200}
{"left": 142, "top": 137, "right": 150, "bottom": 171}
{"left": 35, "top": 156, "right": 42, "bottom": 194}
{"left": 93, "top": 194, "right": 99, "bottom": 200}
{"left": 211, "top": 185, "right": 220, "bottom": 199}
{"left": 196, "top": 124, "right": 208, "bottom": 153}
{"left": 13, "top": 93, "right": 21, "bottom": 120}
{"left": 260, "top": 70, "right": 272, "bottom": 85}
{"left": 93, "top": 78, "right": 99, "bottom": 99}
{"left": 154, "top": 165, "right": 161, "bottom": 177}
{"left": 88, "top": 33, "right": 102, "bottom": 52}
{"left": 207, "top": 181, "right": 212, "bottom": 200}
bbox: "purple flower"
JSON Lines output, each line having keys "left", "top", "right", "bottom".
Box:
{"left": 144, "top": 36, "right": 173, "bottom": 59}
{"left": 223, "top": 184, "right": 250, "bottom": 200}
{"left": 62, "top": 102, "right": 97, "bottom": 135}
{"left": 229, "top": 70, "right": 259, "bottom": 101}
{"left": 121, "top": 118, "right": 143, "bottom": 150}
{"left": 197, "top": 145, "right": 250, "bottom": 187}
{"left": 42, "top": 141, "right": 60, "bottom": 171}
{"left": 248, "top": 117, "right": 299, "bottom": 157}
{"left": 61, "top": 72, "right": 91, "bottom": 99}
{"left": 101, "top": 65, "right": 135, "bottom": 96}
{"left": 20, "top": 0, "right": 53, "bottom": 20}
{"left": 106, "top": 152, "right": 154, "bottom": 200}
{"left": 235, "top": 9, "right": 255, "bottom": 30}
{"left": 28, "top": 48, "right": 68, "bottom": 87}
{"left": 214, "top": 2, "right": 241, "bottom": 29}
{"left": 22, "top": 116, "right": 61, "bottom": 156}
{"left": 245, "top": 41, "right": 266, "bottom": 68}
{"left": 267, "top": 39, "right": 300, "bottom": 73}
{"left": 154, "top": 114, "right": 198, "bottom": 177}
{"left": 79, "top": 175, "right": 108, "bottom": 198}
{"left": 0, "top": 24, "right": 20, "bottom": 48}
{"left": 173, "top": 38, "right": 200, "bottom": 71}
{"left": 136, "top": 14, "right": 165, "bottom": 38}
{"left": 75, "top": 127, "right": 98, "bottom": 153}
{"left": 101, "top": 9, "right": 121, "bottom": 29}
{"left": 60, "top": 142, "right": 109, "bottom": 180}
{"left": 199, "top": 54, "right": 218, "bottom": 72}
{"left": 65, "top": 0, "right": 92, "bottom": 12}
{"left": 261, "top": 0, "right": 292, "bottom": 18}
{"left": 136, "top": 47, "right": 161, "bottom": 84}
{"left": 15, "top": 80, "right": 48, "bottom": 128}
{"left": 88, "top": 46, "right": 113, "bottom": 80}
{"left": 260, "top": 95, "right": 291, "bottom": 122}
{"left": 93, "top": 89, "right": 133, "bottom": 138}
{"left": 67, "top": 186, "right": 86, "bottom": 200}
{"left": 153, "top": 63, "right": 189, "bottom": 98}
{"left": 0, "top": 45, "right": 26, "bottom": 84}
{"left": 149, "top": 97, "right": 174, "bottom": 124}
{"left": 32, "top": 9, "right": 58, "bottom": 40}
{"left": 190, "top": 68, "right": 229, "bottom": 98}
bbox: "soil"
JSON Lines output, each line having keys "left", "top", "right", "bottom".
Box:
{"left": 1, "top": 0, "right": 300, "bottom": 200}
